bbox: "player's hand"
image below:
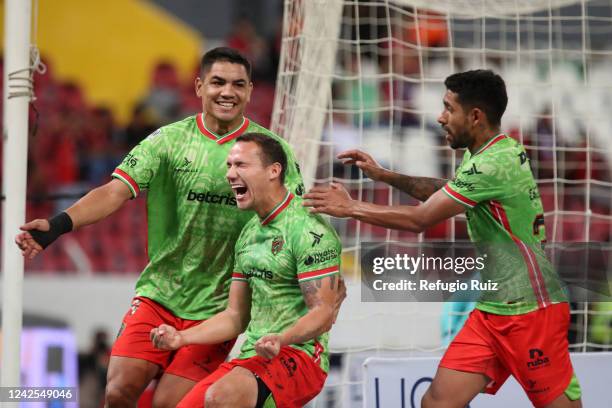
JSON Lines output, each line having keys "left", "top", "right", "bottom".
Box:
{"left": 332, "top": 277, "right": 347, "bottom": 324}
{"left": 337, "top": 149, "right": 387, "bottom": 181}
{"left": 150, "top": 324, "right": 183, "bottom": 350}
{"left": 303, "top": 182, "right": 354, "bottom": 218}
{"left": 255, "top": 334, "right": 282, "bottom": 359}
{"left": 15, "top": 219, "right": 49, "bottom": 259}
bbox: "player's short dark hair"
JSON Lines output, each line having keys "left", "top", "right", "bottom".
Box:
{"left": 201, "top": 47, "right": 252, "bottom": 80}
{"left": 236, "top": 133, "right": 287, "bottom": 184}
{"left": 444, "top": 69, "right": 508, "bottom": 127}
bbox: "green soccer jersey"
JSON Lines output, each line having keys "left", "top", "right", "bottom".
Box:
{"left": 111, "top": 114, "right": 305, "bottom": 320}
{"left": 232, "top": 192, "right": 342, "bottom": 373}
{"left": 442, "top": 134, "right": 567, "bottom": 315}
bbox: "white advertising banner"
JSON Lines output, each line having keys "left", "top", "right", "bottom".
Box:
{"left": 363, "top": 352, "right": 612, "bottom": 407}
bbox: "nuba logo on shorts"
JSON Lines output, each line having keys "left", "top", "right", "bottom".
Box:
{"left": 527, "top": 348, "right": 550, "bottom": 370}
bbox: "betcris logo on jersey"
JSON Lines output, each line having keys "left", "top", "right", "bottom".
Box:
{"left": 244, "top": 268, "right": 274, "bottom": 280}
{"left": 187, "top": 190, "right": 237, "bottom": 206}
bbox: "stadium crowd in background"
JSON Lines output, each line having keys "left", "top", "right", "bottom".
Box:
{"left": 0, "top": 7, "right": 608, "bottom": 274}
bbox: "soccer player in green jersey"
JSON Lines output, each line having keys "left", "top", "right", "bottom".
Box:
{"left": 15, "top": 48, "right": 305, "bottom": 407}
{"left": 150, "top": 133, "right": 343, "bottom": 408}
{"left": 304, "top": 70, "right": 582, "bottom": 408}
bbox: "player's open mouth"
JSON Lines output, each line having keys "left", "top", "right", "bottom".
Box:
{"left": 231, "top": 184, "right": 249, "bottom": 200}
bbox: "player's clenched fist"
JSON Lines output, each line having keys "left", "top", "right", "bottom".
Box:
{"left": 255, "top": 334, "right": 282, "bottom": 359}
{"left": 150, "top": 324, "right": 183, "bottom": 350}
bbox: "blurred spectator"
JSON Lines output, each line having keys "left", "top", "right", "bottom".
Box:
{"left": 564, "top": 132, "right": 611, "bottom": 183}
{"left": 121, "top": 102, "right": 159, "bottom": 150}
{"left": 227, "top": 16, "right": 273, "bottom": 82}
{"left": 530, "top": 109, "right": 556, "bottom": 180}
{"left": 140, "top": 61, "right": 181, "bottom": 124}
{"left": 179, "top": 62, "right": 203, "bottom": 118}
{"left": 405, "top": 10, "right": 448, "bottom": 48}
{"left": 244, "top": 82, "right": 275, "bottom": 128}
{"left": 84, "top": 106, "right": 120, "bottom": 185}
{"left": 340, "top": 53, "right": 381, "bottom": 128}
{"left": 380, "top": 44, "right": 420, "bottom": 127}
{"left": 78, "top": 329, "right": 110, "bottom": 408}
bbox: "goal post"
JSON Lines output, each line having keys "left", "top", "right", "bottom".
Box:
{"left": 272, "top": 0, "right": 344, "bottom": 187}
{"left": 2, "top": 0, "right": 33, "bottom": 389}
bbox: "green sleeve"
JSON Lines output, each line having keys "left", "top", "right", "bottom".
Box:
{"left": 292, "top": 216, "right": 342, "bottom": 282}
{"left": 112, "top": 128, "right": 164, "bottom": 198}
{"left": 231, "top": 219, "right": 252, "bottom": 282}
{"left": 443, "top": 155, "right": 505, "bottom": 209}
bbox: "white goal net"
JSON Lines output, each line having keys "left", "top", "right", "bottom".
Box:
{"left": 273, "top": 0, "right": 612, "bottom": 405}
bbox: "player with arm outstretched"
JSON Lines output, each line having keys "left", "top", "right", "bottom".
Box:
{"left": 151, "top": 133, "right": 343, "bottom": 408}
{"left": 336, "top": 148, "right": 447, "bottom": 202}
{"left": 304, "top": 70, "right": 581, "bottom": 408}
{"left": 15, "top": 48, "right": 306, "bottom": 408}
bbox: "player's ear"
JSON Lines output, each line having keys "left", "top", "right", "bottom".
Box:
{"left": 246, "top": 81, "right": 254, "bottom": 103}
{"left": 195, "top": 77, "right": 203, "bottom": 97}
{"left": 470, "top": 107, "right": 484, "bottom": 127}
{"left": 268, "top": 162, "right": 282, "bottom": 182}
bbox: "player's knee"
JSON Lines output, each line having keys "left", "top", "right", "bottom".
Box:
{"left": 105, "top": 382, "right": 138, "bottom": 407}
{"left": 204, "top": 382, "right": 237, "bottom": 408}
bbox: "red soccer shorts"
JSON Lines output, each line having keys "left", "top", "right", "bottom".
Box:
{"left": 440, "top": 302, "right": 577, "bottom": 407}
{"left": 111, "top": 296, "right": 235, "bottom": 382}
{"left": 177, "top": 346, "right": 328, "bottom": 408}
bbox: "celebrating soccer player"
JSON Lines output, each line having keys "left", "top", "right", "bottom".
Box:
{"left": 304, "top": 70, "right": 582, "bottom": 408}
{"left": 150, "top": 133, "right": 343, "bottom": 408}
{"left": 15, "top": 48, "right": 306, "bottom": 407}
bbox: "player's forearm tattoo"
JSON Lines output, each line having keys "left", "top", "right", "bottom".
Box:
{"left": 387, "top": 174, "right": 447, "bottom": 202}
{"left": 300, "top": 281, "right": 323, "bottom": 309}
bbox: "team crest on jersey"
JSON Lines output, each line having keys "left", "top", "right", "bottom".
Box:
{"left": 271, "top": 236, "right": 284, "bottom": 255}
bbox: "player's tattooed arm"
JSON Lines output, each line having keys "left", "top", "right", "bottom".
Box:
{"left": 255, "top": 273, "right": 344, "bottom": 358}
{"left": 280, "top": 275, "right": 339, "bottom": 343}
{"left": 384, "top": 174, "right": 448, "bottom": 202}
{"left": 336, "top": 149, "right": 447, "bottom": 201}
{"left": 309, "top": 274, "right": 345, "bottom": 319}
